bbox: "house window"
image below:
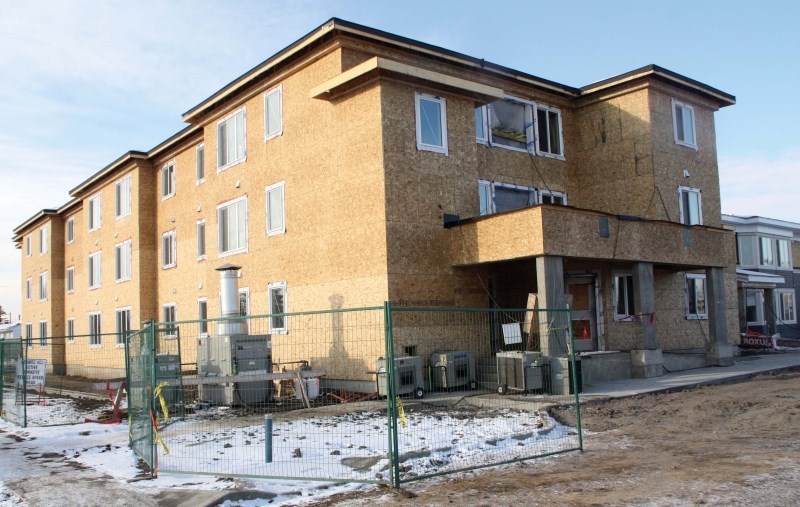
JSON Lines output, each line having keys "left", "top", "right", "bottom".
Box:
{"left": 475, "top": 106, "right": 488, "bottom": 144}
{"left": 736, "top": 235, "right": 755, "bottom": 266}
{"left": 777, "top": 239, "right": 792, "bottom": 269}
{"left": 88, "top": 252, "right": 102, "bottom": 288}
{"left": 685, "top": 274, "right": 707, "bottom": 319}
{"left": 678, "top": 186, "right": 702, "bottom": 225}
{"left": 777, "top": 290, "right": 796, "bottom": 324}
{"left": 478, "top": 180, "right": 492, "bottom": 216}
{"left": 614, "top": 273, "right": 635, "bottom": 321}
{"left": 66, "top": 266, "right": 75, "bottom": 293}
{"left": 196, "top": 144, "right": 205, "bottom": 184}
{"left": 268, "top": 281, "right": 287, "bottom": 333}
{"left": 266, "top": 182, "right": 285, "bottom": 236}
{"left": 162, "top": 304, "right": 177, "bottom": 338}
{"left": 540, "top": 190, "right": 567, "bottom": 205}
{"left": 535, "top": 104, "right": 564, "bottom": 158}
{"left": 66, "top": 218, "right": 75, "bottom": 244}
{"left": 115, "top": 175, "right": 132, "bottom": 218}
{"left": 217, "top": 197, "right": 248, "bottom": 256}
{"left": 89, "top": 312, "right": 102, "bottom": 347}
{"left": 66, "top": 318, "right": 75, "bottom": 343}
{"left": 116, "top": 308, "right": 131, "bottom": 347}
{"left": 487, "top": 97, "right": 534, "bottom": 152}
{"left": 162, "top": 231, "right": 176, "bottom": 268}
{"left": 39, "top": 272, "right": 48, "bottom": 301}
{"left": 478, "top": 180, "right": 536, "bottom": 215}
{"left": 217, "top": 107, "right": 246, "bottom": 170}
{"left": 161, "top": 161, "right": 176, "bottom": 199}
{"left": 264, "top": 85, "right": 283, "bottom": 141}
{"left": 672, "top": 99, "right": 697, "bottom": 148}
{"left": 415, "top": 92, "right": 448, "bottom": 155}
{"left": 88, "top": 194, "right": 102, "bottom": 231}
{"left": 745, "top": 289, "right": 764, "bottom": 325}
{"left": 39, "top": 321, "right": 47, "bottom": 347}
{"left": 39, "top": 226, "right": 48, "bottom": 254}
{"left": 115, "top": 240, "right": 132, "bottom": 282}
{"left": 25, "top": 236, "right": 31, "bottom": 256}
{"left": 198, "top": 299, "right": 208, "bottom": 335}
{"left": 25, "top": 277, "right": 31, "bottom": 300}
{"left": 759, "top": 237, "right": 775, "bottom": 267}
{"left": 25, "top": 323, "right": 32, "bottom": 348}
{"left": 196, "top": 220, "right": 206, "bottom": 260}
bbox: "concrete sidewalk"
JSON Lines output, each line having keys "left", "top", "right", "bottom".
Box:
{"left": 581, "top": 350, "right": 800, "bottom": 399}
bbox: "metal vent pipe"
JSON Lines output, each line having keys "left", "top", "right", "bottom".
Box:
{"left": 216, "top": 263, "right": 244, "bottom": 335}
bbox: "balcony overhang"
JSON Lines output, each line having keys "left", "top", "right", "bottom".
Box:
{"left": 449, "top": 206, "right": 735, "bottom": 269}
{"left": 736, "top": 269, "right": 785, "bottom": 288}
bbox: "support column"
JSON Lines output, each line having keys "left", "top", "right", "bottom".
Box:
{"left": 536, "top": 256, "right": 566, "bottom": 357}
{"left": 706, "top": 267, "right": 734, "bottom": 366}
{"left": 630, "top": 262, "right": 663, "bottom": 378}
{"left": 764, "top": 288, "right": 777, "bottom": 336}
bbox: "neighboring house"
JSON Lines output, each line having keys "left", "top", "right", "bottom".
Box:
{"left": 722, "top": 215, "right": 800, "bottom": 339}
{"left": 0, "top": 322, "right": 21, "bottom": 340}
{"left": 12, "top": 18, "right": 738, "bottom": 382}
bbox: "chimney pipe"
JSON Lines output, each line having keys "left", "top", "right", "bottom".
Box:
{"left": 216, "top": 263, "right": 244, "bottom": 335}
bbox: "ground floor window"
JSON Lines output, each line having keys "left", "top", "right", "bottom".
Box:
{"left": 745, "top": 289, "right": 764, "bottom": 326}
{"left": 116, "top": 308, "right": 131, "bottom": 347}
{"left": 685, "top": 274, "right": 707, "bottom": 319}
{"left": 777, "top": 289, "right": 796, "bottom": 324}
{"left": 268, "top": 281, "right": 287, "bottom": 333}
{"left": 613, "top": 273, "right": 635, "bottom": 321}
{"left": 89, "top": 313, "right": 102, "bottom": 347}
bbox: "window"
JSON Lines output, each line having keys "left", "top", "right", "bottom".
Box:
{"left": 116, "top": 308, "right": 131, "bottom": 347}
{"left": 196, "top": 144, "right": 205, "bottom": 184}
{"left": 685, "top": 274, "right": 707, "bottom": 319}
{"left": 89, "top": 312, "right": 102, "bottom": 347}
{"left": 161, "top": 161, "right": 176, "bottom": 199}
{"left": 535, "top": 104, "right": 564, "bottom": 158}
{"left": 39, "top": 226, "right": 48, "bottom": 254}
{"left": 162, "top": 231, "right": 176, "bottom": 268}
{"left": 478, "top": 180, "right": 492, "bottom": 216}
{"left": 88, "top": 194, "right": 102, "bottom": 230}
{"left": 115, "top": 240, "right": 132, "bottom": 281}
{"left": 25, "top": 235, "right": 31, "bottom": 256}
{"left": 217, "top": 107, "right": 246, "bottom": 170}
{"left": 196, "top": 220, "right": 206, "bottom": 260}
{"left": 415, "top": 92, "right": 448, "bottom": 154}
{"left": 487, "top": 97, "right": 534, "bottom": 152}
{"left": 39, "top": 321, "right": 47, "bottom": 347}
{"left": 478, "top": 180, "right": 536, "bottom": 215}
{"left": 777, "top": 290, "right": 796, "bottom": 324}
{"left": 66, "top": 318, "right": 75, "bottom": 343}
{"left": 264, "top": 85, "right": 283, "bottom": 141}
{"left": 66, "top": 266, "right": 74, "bottom": 293}
{"left": 679, "top": 186, "right": 702, "bottom": 225}
{"left": 777, "top": 239, "right": 792, "bottom": 269}
{"left": 163, "top": 304, "right": 177, "bottom": 338}
{"left": 268, "top": 281, "right": 287, "bottom": 333}
{"left": 39, "top": 272, "right": 48, "bottom": 301}
{"left": 474, "top": 106, "right": 488, "bottom": 144}
{"left": 25, "top": 277, "right": 31, "bottom": 300}
{"left": 759, "top": 237, "right": 775, "bottom": 267}
{"left": 66, "top": 218, "right": 75, "bottom": 244}
{"left": 217, "top": 197, "right": 248, "bottom": 256}
{"left": 198, "top": 299, "right": 208, "bottom": 335}
{"left": 540, "top": 190, "right": 567, "bottom": 205}
{"left": 25, "top": 323, "right": 32, "bottom": 348}
{"left": 736, "top": 235, "right": 755, "bottom": 266}
{"left": 672, "top": 99, "right": 697, "bottom": 148}
{"left": 614, "top": 273, "right": 635, "bottom": 321}
{"left": 266, "top": 182, "right": 285, "bottom": 236}
{"left": 115, "top": 176, "right": 131, "bottom": 218}
{"left": 88, "top": 252, "right": 102, "bottom": 288}
{"left": 745, "top": 289, "right": 764, "bottom": 325}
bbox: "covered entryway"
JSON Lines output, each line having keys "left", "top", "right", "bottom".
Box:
{"left": 566, "top": 274, "right": 599, "bottom": 352}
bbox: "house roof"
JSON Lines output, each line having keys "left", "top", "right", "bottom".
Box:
{"left": 12, "top": 209, "right": 58, "bottom": 241}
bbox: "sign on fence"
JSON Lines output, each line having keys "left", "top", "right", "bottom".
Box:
{"left": 15, "top": 359, "right": 47, "bottom": 388}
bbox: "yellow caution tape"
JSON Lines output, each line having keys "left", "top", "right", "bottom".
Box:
{"left": 152, "top": 382, "right": 170, "bottom": 423}
{"left": 396, "top": 397, "right": 407, "bottom": 429}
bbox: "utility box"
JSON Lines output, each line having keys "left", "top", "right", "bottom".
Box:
{"left": 430, "top": 351, "right": 476, "bottom": 390}
{"left": 155, "top": 354, "right": 183, "bottom": 407}
{"left": 376, "top": 356, "right": 425, "bottom": 398}
{"left": 496, "top": 351, "right": 543, "bottom": 394}
{"left": 197, "top": 334, "right": 273, "bottom": 405}
{"left": 546, "top": 356, "right": 582, "bottom": 395}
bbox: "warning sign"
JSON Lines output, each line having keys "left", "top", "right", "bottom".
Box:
{"left": 15, "top": 359, "right": 47, "bottom": 388}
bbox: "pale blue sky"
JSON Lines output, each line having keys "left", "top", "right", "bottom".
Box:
{"left": 1, "top": 0, "right": 798, "bottom": 319}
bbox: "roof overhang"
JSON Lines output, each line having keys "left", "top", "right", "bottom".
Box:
{"left": 69, "top": 151, "right": 148, "bottom": 197}
{"left": 12, "top": 209, "right": 58, "bottom": 242}
{"left": 736, "top": 268, "right": 785, "bottom": 288}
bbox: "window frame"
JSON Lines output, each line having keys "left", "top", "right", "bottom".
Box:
{"left": 678, "top": 186, "right": 703, "bottom": 225}
{"left": 534, "top": 103, "right": 565, "bottom": 159}
{"left": 745, "top": 288, "right": 765, "bottom": 326}
{"left": 161, "top": 160, "right": 176, "bottom": 200}
{"left": 196, "top": 144, "right": 205, "bottom": 184}
{"left": 685, "top": 273, "right": 708, "bottom": 320}
{"left": 265, "top": 181, "right": 285, "bottom": 236}
{"left": 25, "top": 235, "right": 32, "bottom": 257}
{"left": 539, "top": 190, "right": 567, "bottom": 205}
{"left": 38, "top": 320, "right": 48, "bottom": 348}
{"left": 39, "top": 225, "right": 48, "bottom": 255}
{"left": 66, "top": 218, "right": 75, "bottom": 244}
{"left": 759, "top": 236, "right": 775, "bottom": 267}
{"left": 776, "top": 239, "right": 792, "bottom": 269}
{"left": 115, "top": 239, "right": 132, "bottom": 282}
{"left": 217, "top": 107, "right": 247, "bottom": 172}
{"left": 264, "top": 85, "right": 283, "bottom": 141}
{"left": 25, "top": 323, "right": 32, "bottom": 348}
{"left": 25, "top": 277, "right": 32, "bottom": 300}
{"left": 88, "top": 193, "right": 102, "bottom": 231}
{"left": 196, "top": 220, "right": 206, "bottom": 260}
{"left": 478, "top": 180, "right": 539, "bottom": 215}
{"left": 115, "top": 175, "right": 132, "bottom": 218}
{"left": 162, "top": 230, "right": 177, "bottom": 269}
{"left": 486, "top": 96, "right": 535, "bottom": 154}
{"left": 217, "top": 196, "right": 248, "bottom": 257}
{"left": 736, "top": 234, "right": 756, "bottom": 267}
{"left": 415, "top": 92, "right": 448, "bottom": 155}
{"left": 115, "top": 307, "right": 131, "bottom": 348}
{"left": 672, "top": 98, "right": 697, "bottom": 149}
{"left": 777, "top": 289, "right": 797, "bottom": 324}
{"left": 197, "top": 298, "right": 208, "bottom": 336}
{"left": 474, "top": 105, "right": 489, "bottom": 144}
{"left": 268, "top": 281, "right": 287, "bottom": 334}
{"left": 613, "top": 272, "right": 635, "bottom": 322}
{"left": 38, "top": 271, "right": 48, "bottom": 301}
{"left": 89, "top": 312, "right": 102, "bottom": 348}
{"left": 66, "top": 318, "right": 75, "bottom": 343}
{"left": 88, "top": 251, "right": 102, "bottom": 289}
{"left": 66, "top": 266, "right": 75, "bottom": 293}
{"left": 162, "top": 303, "right": 178, "bottom": 339}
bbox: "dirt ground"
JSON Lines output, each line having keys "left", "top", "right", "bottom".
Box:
{"left": 318, "top": 371, "right": 800, "bottom": 506}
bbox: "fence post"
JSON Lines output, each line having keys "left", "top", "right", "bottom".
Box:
{"left": 0, "top": 340, "right": 4, "bottom": 416}
{"left": 146, "top": 320, "right": 157, "bottom": 476}
{"left": 22, "top": 337, "right": 28, "bottom": 428}
{"left": 565, "top": 305, "right": 583, "bottom": 451}
{"left": 384, "top": 301, "right": 401, "bottom": 487}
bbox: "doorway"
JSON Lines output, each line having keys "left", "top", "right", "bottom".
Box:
{"left": 566, "top": 275, "right": 598, "bottom": 352}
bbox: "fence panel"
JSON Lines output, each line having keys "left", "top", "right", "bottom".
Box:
{"left": 127, "top": 324, "right": 156, "bottom": 474}
{"left": 1, "top": 339, "right": 25, "bottom": 426}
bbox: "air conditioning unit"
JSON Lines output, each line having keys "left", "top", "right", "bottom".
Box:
{"left": 376, "top": 356, "right": 424, "bottom": 399}
{"left": 155, "top": 354, "right": 183, "bottom": 407}
{"left": 496, "top": 351, "right": 543, "bottom": 394}
{"left": 430, "top": 351, "right": 476, "bottom": 390}
{"left": 197, "top": 334, "right": 273, "bottom": 405}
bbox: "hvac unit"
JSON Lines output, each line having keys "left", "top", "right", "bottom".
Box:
{"left": 430, "top": 351, "right": 477, "bottom": 390}
{"left": 197, "top": 334, "right": 273, "bottom": 405}
{"left": 155, "top": 354, "right": 183, "bottom": 407}
{"left": 376, "top": 356, "right": 425, "bottom": 399}
{"left": 496, "top": 351, "right": 543, "bottom": 395}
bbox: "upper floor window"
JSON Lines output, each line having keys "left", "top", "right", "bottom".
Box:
{"left": 196, "top": 220, "right": 206, "bottom": 260}
{"left": 264, "top": 85, "right": 283, "bottom": 141}
{"left": 678, "top": 186, "right": 702, "bottom": 225}
{"left": 266, "top": 182, "right": 285, "bottom": 236}
{"left": 39, "top": 271, "right": 48, "bottom": 301}
{"left": 614, "top": 273, "right": 635, "bottom": 321}
{"left": 88, "top": 252, "right": 102, "bottom": 289}
{"left": 479, "top": 180, "right": 565, "bottom": 216}
{"left": 475, "top": 106, "right": 488, "bottom": 144}
{"left": 268, "top": 281, "right": 287, "bottom": 334}
{"left": 66, "top": 218, "right": 75, "bottom": 244}
{"left": 162, "top": 230, "right": 177, "bottom": 269}
{"left": 777, "top": 289, "right": 796, "bottom": 324}
{"left": 89, "top": 312, "right": 102, "bottom": 347}
{"left": 218, "top": 197, "right": 248, "bottom": 256}
{"left": 115, "top": 176, "right": 132, "bottom": 218}
{"left": 486, "top": 97, "right": 532, "bottom": 152}
{"left": 685, "top": 273, "right": 707, "bottom": 320}
{"left": 66, "top": 266, "right": 74, "bottom": 293}
{"left": 540, "top": 190, "right": 567, "bottom": 205}
{"left": 196, "top": 144, "right": 205, "bottom": 184}
{"left": 415, "top": 92, "right": 447, "bottom": 155}
{"left": 161, "top": 161, "right": 176, "bottom": 199}
{"left": 777, "top": 239, "right": 792, "bottom": 269}
{"left": 25, "top": 235, "right": 32, "bottom": 256}
{"left": 39, "top": 226, "right": 48, "bottom": 255}
{"left": 759, "top": 237, "right": 774, "bottom": 267}
{"left": 672, "top": 99, "right": 697, "bottom": 149}
{"left": 535, "top": 104, "right": 564, "bottom": 158}
{"left": 217, "top": 107, "right": 246, "bottom": 171}
{"left": 88, "top": 193, "right": 102, "bottom": 231}
{"left": 115, "top": 240, "right": 132, "bottom": 282}
{"left": 25, "top": 277, "right": 31, "bottom": 300}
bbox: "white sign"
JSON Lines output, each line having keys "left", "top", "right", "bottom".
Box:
{"left": 15, "top": 359, "right": 47, "bottom": 388}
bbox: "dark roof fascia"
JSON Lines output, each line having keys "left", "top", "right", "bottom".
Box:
{"left": 146, "top": 124, "right": 202, "bottom": 160}
{"left": 69, "top": 150, "right": 148, "bottom": 197}
{"left": 12, "top": 209, "right": 59, "bottom": 238}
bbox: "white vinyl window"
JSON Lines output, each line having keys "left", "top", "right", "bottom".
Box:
{"left": 217, "top": 197, "right": 248, "bottom": 256}
{"left": 39, "top": 272, "right": 48, "bottom": 301}
{"left": 535, "top": 104, "right": 564, "bottom": 158}
{"left": 115, "top": 175, "right": 132, "bottom": 218}
{"left": 89, "top": 312, "right": 102, "bottom": 347}
{"left": 66, "top": 218, "right": 75, "bottom": 244}
{"left": 39, "top": 226, "right": 48, "bottom": 254}
{"left": 474, "top": 106, "right": 488, "bottom": 144}
{"left": 759, "top": 237, "right": 774, "bottom": 267}
{"left": 25, "top": 323, "right": 32, "bottom": 348}
{"left": 88, "top": 194, "right": 102, "bottom": 231}
{"left": 163, "top": 304, "right": 177, "bottom": 339}
{"left": 268, "top": 281, "right": 287, "bottom": 334}
{"left": 196, "top": 220, "right": 206, "bottom": 260}
{"left": 672, "top": 99, "right": 697, "bottom": 148}
{"left": 25, "top": 235, "right": 31, "bottom": 256}
{"left": 685, "top": 273, "right": 707, "bottom": 319}
{"left": 197, "top": 298, "right": 208, "bottom": 335}
{"left": 66, "top": 318, "right": 75, "bottom": 343}
{"left": 217, "top": 107, "right": 247, "bottom": 170}
{"left": 115, "top": 240, "right": 132, "bottom": 282}
{"left": 777, "top": 290, "right": 796, "bottom": 324}
{"left": 478, "top": 180, "right": 536, "bottom": 215}
{"left": 678, "top": 186, "right": 702, "bottom": 225}
{"left": 25, "top": 277, "right": 31, "bottom": 300}
{"left": 777, "top": 239, "right": 792, "bottom": 269}
{"left": 487, "top": 96, "right": 535, "bottom": 152}
{"left": 162, "top": 230, "right": 176, "bottom": 268}
{"left": 38, "top": 320, "right": 48, "bottom": 347}
{"left": 266, "top": 182, "right": 285, "bottom": 236}
{"left": 88, "top": 252, "right": 102, "bottom": 288}
{"left": 66, "top": 266, "right": 74, "bottom": 293}
{"left": 196, "top": 144, "right": 205, "bottom": 184}
{"left": 264, "top": 85, "right": 283, "bottom": 141}
{"left": 614, "top": 273, "right": 635, "bottom": 321}
{"left": 415, "top": 92, "right": 448, "bottom": 155}
{"left": 116, "top": 308, "right": 131, "bottom": 347}
{"left": 540, "top": 190, "right": 567, "bottom": 205}
{"left": 736, "top": 235, "right": 755, "bottom": 267}
{"left": 161, "top": 161, "right": 176, "bottom": 199}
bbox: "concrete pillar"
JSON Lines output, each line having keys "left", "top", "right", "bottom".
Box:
{"left": 705, "top": 267, "right": 734, "bottom": 366}
{"left": 764, "top": 288, "right": 777, "bottom": 335}
{"left": 536, "top": 256, "right": 567, "bottom": 357}
{"left": 630, "top": 262, "right": 663, "bottom": 378}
